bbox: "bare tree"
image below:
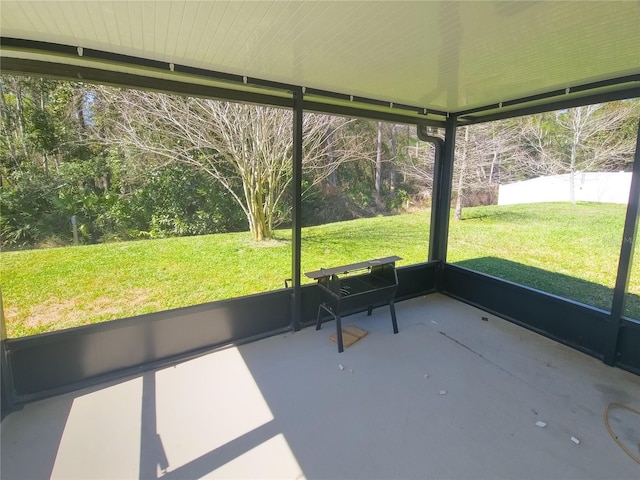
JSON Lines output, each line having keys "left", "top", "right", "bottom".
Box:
{"left": 451, "top": 120, "right": 521, "bottom": 219}
{"left": 558, "top": 103, "right": 638, "bottom": 204}
{"left": 398, "top": 135, "right": 436, "bottom": 202}
{"left": 95, "top": 88, "right": 368, "bottom": 240}
{"left": 517, "top": 115, "right": 563, "bottom": 178}
{"left": 519, "top": 101, "right": 639, "bottom": 203}
{"left": 453, "top": 126, "right": 470, "bottom": 220}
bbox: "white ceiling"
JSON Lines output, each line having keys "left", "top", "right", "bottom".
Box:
{"left": 1, "top": 1, "right": 639, "bottom": 118}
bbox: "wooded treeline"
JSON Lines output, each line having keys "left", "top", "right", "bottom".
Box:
{"left": 1, "top": 76, "right": 638, "bottom": 248}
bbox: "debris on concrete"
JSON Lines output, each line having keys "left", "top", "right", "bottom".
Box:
{"left": 424, "top": 374, "right": 430, "bottom": 380}
{"left": 481, "top": 316, "right": 489, "bottom": 321}
{"left": 431, "top": 320, "right": 438, "bottom": 325}
{"left": 535, "top": 421, "right": 547, "bottom": 428}
{"left": 571, "top": 436, "right": 581, "bottom": 445}
{"left": 338, "top": 364, "right": 344, "bottom": 370}
{"left": 439, "top": 390, "right": 447, "bottom": 395}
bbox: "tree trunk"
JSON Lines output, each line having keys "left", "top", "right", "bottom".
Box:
{"left": 15, "top": 82, "right": 28, "bottom": 159}
{"left": 454, "top": 126, "right": 469, "bottom": 221}
{"left": 390, "top": 123, "right": 397, "bottom": 193}
{"left": 75, "top": 90, "right": 86, "bottom": 129}
{"left": 0, "top": 82, "right": 19, "bottom": 169}
{"left": 489, "top": 151, "right": 497, "bottom": 184}
{"left": 569, "top": 136, "right": 578, "bottom": 205}
{"left": 326, "top": 125, "right": 337, "bottom": 188}
{"left": 38, "top": 82, "right": 49, "bottom": 174}
{"left": 244, "top": 181, "right": 270, "bottom": 241}
{"left": 454, "top": 169, "right": 465, "bottom": 220}
{"left": 375, "top": 121, "right": 383, "bottom": 206}
{"left": 250, "top": 208, "right": 269, "bottom": 241}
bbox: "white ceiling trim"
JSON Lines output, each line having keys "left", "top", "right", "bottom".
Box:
{"left": 1, "top": 1, "right": 639, "bottom": 116}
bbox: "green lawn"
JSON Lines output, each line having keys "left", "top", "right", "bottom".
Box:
{"left": 2, "top": 202, "right": 638, "bottom": 338}
{"left": 449, "top": 202, "right": 636, "bottom": 314}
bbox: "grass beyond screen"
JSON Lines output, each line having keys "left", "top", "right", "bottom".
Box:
{"left": 2, "top": 203, "right": 638, "bottom": 338}
{"left": 448, "top": 202, "right": 631, "bottom": 314}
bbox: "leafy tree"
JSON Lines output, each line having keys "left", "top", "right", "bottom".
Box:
{"left": 2, "top": 75, "right": 638, "bottom": 248}
{"left": 0, "top": 76, "right": 99, "bottom": 247}
{"left": 0, "top": 167, "right": 66, "bottom": 247}
{"left": 131, "top": 163, "right": 245, "bottom": 238}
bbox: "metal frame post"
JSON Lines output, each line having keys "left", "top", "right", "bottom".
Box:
{"left": 1, "top": 291, "right": 15, "bottom": 417}
{"left": 291, "top": 88, "right": 303, "bottom": 331}
{"left": 428, "top": 116, "right": 457, "bottom": 277}
{"left": 604, "top": 119, "right": 640, "bottom": 365}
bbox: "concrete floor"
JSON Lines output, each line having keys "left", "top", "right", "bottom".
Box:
{"left": 1, "top": 293, "right": 639, "bottom": 479}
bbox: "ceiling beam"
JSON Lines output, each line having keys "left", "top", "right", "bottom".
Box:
{"left": 460, "top": 86, "right": 640, "bottom": 124}
{"left": 0, "top": 57, "right": 295, "bottom": 109}
{"left": 1, "top": 37, "right": 442, "bottom": 125}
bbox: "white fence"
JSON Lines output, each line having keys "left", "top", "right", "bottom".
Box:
{"left": 498, "top": 172, "right": 632, "bottom": 206}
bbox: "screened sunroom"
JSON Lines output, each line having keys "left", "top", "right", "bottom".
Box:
{"left": 1, "top": 2, "right": 639, "bottom": 478}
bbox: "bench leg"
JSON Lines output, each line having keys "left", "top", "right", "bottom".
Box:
{"left": 389, "top": 300, "right": 398, "bottom": 334}
{"left": 336, "top": 314, "right": 344, "bottom": 353}
{"left": 317, "top": 304, "right": 343, "bottom": 352}
{"left": 316, "top": 305, "right": 324, "bottom": 330}
{"left": 367, "top": 305, "right": 373, "bottom": 316}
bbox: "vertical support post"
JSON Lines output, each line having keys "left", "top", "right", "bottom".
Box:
{"left": 291, "top": 88, "right": 303, "bottom": 331}
{"left": 604, "top": 119, "right": 640, "bottom": 365}
{"left": 428, "top": 116, "right": 457, "bottom": 288}
{"left": 1, "top": 290, "right": 15, "bottom": 417}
